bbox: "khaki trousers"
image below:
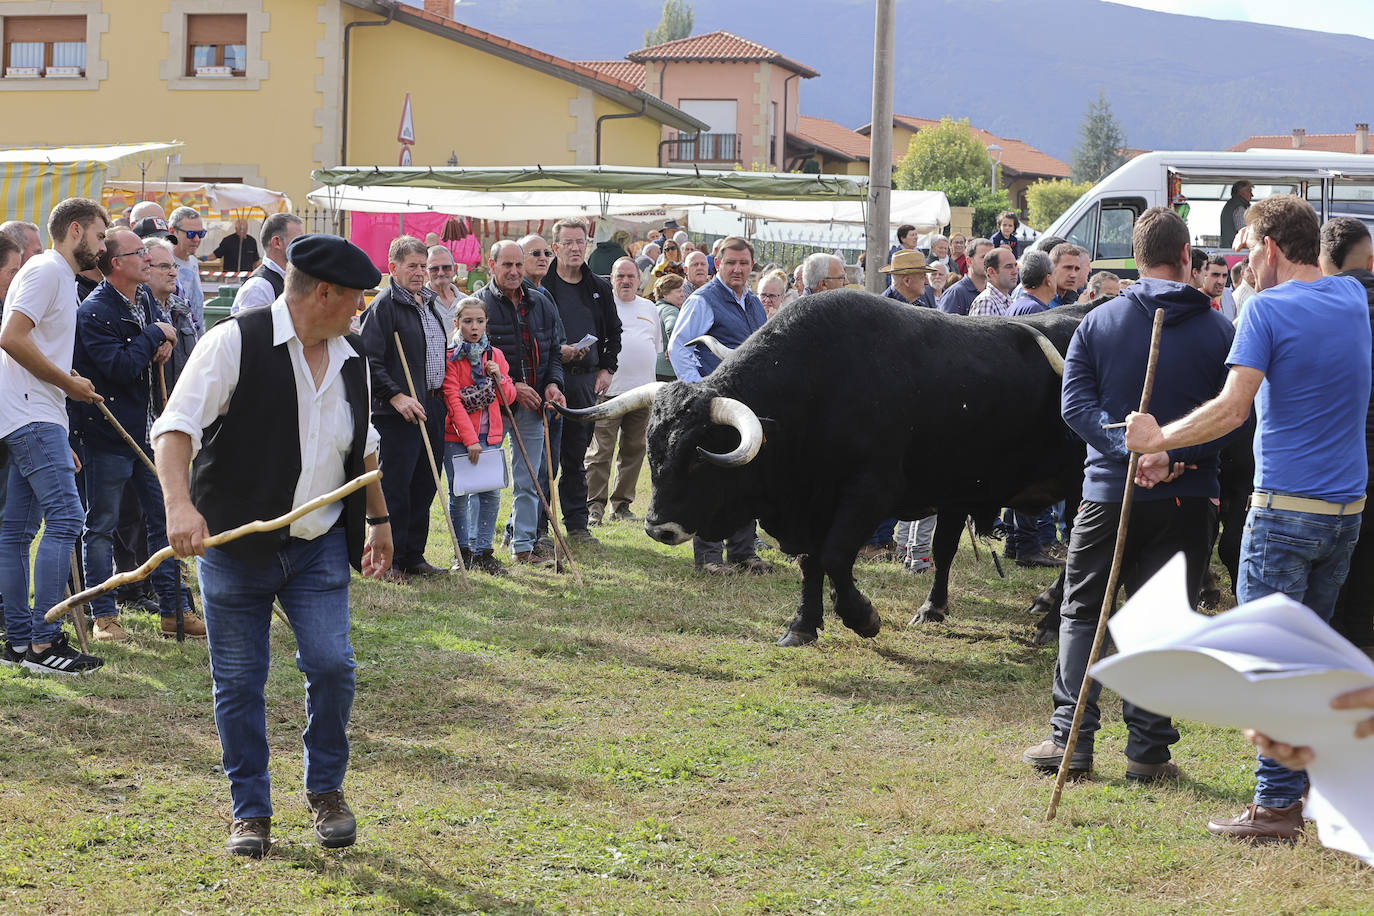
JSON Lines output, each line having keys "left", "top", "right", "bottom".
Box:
{"left": 584, "top": 405, "right": 651, "bottom": 515}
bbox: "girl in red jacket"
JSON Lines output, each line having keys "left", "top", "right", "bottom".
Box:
{"left": 443, "top": 297, "right": 517, "bottom": 575}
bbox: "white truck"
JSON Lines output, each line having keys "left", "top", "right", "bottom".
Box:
{"left": 1043, "top": 149, "right": 1374, "bottom": 277}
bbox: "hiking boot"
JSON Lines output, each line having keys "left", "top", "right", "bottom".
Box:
{"left": 734, "top": 556, "right": 774, "bottom": 575}
{"left": 531, "top": 538, "right": 556, "bottom": 561}
{"left": 22, "top": 634, "right": 103, "bottom": 676}
{"left": 305, "top": 790, "right": 356, "bottom": 849}
{"left": 93, "top": 616, "right": 129, "bottom": 642}
{"left": 514, "top": 551, "right": 554, "bottom": 567}
{"left": 225, "top": 817, "right": 272, "bottom": 857}
{"left": 566, "top": 528, "right": 599, "bottom": 545}
{"left": 401, "top": 561, "right": 448, "bottom": 577}
{"left": 1015, "top": 549, "right": 1065, "bottom": 569}
{"left": 1022, "top": 738, "right": 1092, "bottom": 773}
{"left": 587, "top": 507, "right": 604, "bottom": 527}
{"left": 856, "top": 541, "right": 896, "bottom": 562}
{"left": 1125, "top": 758, "right": 1180, "bottom": 784}
{"left": 472, "top": 550, "right": 506, "bottom": 576}
{"left": 608, "top": 506, "right": 641, "bottom": 523}
{"left": 696, "top": 562, "right": 734, "bottom": 576}
{"left": 1206, "top": 802, "right": 1304, "bottom": 843}
{"left": 160, "top": 612, "right": 207, "bottom": 639}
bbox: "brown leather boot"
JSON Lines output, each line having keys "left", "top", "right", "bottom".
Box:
{"left": 1206, "top": 802, "right": 1303, "bottom": 842}
{"left": 160, "top": 612, "right": 207, "bottom": 639}
{"left": 225, "top": 817, "right": 271, "bottom": 857}
{"left": 305, "top": 790, "right": 356, "bottom": 848}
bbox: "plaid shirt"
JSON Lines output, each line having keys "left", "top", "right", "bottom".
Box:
{"left": 968, "top": 284, "right": 1013, "bottom": 316}
{"left": 391, "top": 281, "right": 447, "bottom": 390}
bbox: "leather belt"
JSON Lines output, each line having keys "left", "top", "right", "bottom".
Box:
{"left": 1250, "top": 490, "right": 1366, "bottom": 516}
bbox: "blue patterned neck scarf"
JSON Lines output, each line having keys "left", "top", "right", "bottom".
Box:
{"left": 453, "top": 335, "right": 491, "bottom": 380}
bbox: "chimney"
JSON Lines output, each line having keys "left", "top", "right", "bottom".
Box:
{"left": 1357, "top": 123, "right": 1370, "bottom": 155}
{"left": 1292, "top": 128, "right": 1306, "bottom": 149}
{"left": 423, "top": 0, "right": 453, "bottom": 17}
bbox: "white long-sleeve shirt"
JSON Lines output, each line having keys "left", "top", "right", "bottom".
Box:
{"left": 150, "top": 297, "right": 379, "bottom": 540}
{"left": 230, "top": 258, "right": 285, "bottom": 314}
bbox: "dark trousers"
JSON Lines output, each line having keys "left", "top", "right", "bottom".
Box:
{"left": 1011, "top": 505, "right": 1056, "bottom": 556}
{"left": 535, "top": 414, "right": 562, "bottom": 543}
{"left": 693, "top": 522, "right": 759, "bottom": 566}
{"left": 375, "top": 392, "right": 446, "bottom": 569}
{"left": 554, "top": 372, "right": 597, "bottom": 533}
{"left": 113, "top": 478, "right": 155, "bottom": 601}
{"left": 1049, "top": 497, "right": 1210, "bottom": 763}
{"left": 1331, "top": 486, "right": 1374, "bottom": 646}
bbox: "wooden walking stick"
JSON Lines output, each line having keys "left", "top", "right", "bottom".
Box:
{"left": 1046, "top": 307, "right": 1166, "bottom": 822}
{"left": 47, "top": 470, "right": 381, "bottom": 623}
{"left": 392, "top": 332, "right": 471, "bottom": 589}
{"left": 67, "top": 548, "right": 91, "bottom": 654}
{"left": 492, "top": 378, "right": 582, "bottom": 584}
{"left": 540, "top": 409, "right": 578, "bottom": 573}
{"left": 964, "top": 517, "right": 982, "bottom": 563}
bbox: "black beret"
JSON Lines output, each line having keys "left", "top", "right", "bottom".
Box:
{"left": 286, "top": 234, "right": 382, "bottom": 290}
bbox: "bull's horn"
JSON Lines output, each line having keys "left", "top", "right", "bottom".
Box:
{"left": 697, "top": 396, "right": 763, "bottom": 467}
{"left": 1020, "top": 324, "right": 1065, "bottom": 377}
{"left": 556, "top": 382, "right": 665, "bottom": 422}
{"left": 687, "top": 335, "right": 734, "bottom": 361}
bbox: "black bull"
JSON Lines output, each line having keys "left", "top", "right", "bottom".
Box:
{"left": 560, "top": 291, "right": 1093, "bottom": 645}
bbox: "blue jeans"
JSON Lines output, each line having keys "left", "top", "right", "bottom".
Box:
{"left": 197, "top": 529, "right": 355, "bottom": 819}
{"left": 0, "top": 423, "right": 83, "bottom": 646}
{"left": 81, "top": 445, "right": 183, "bottom": 620}
{"left": 1239, "top": 503, "right": 1362, "bottom": 808}
{"left": 445, "top": 439, "right": 504, "bottom": 552}
{"left": 508, "top": 406, "right": 546, "bottom": 554}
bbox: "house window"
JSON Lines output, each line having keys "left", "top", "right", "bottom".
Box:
{"left": 3, "top": 15, "right": 86, "bottom": 77}
{"left": 185, "top": 14, "right": 246, "bottom": 77}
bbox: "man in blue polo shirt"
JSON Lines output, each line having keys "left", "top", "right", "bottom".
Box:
{"left": 1126, "top": 194, "right": 1371, "bottom": 843}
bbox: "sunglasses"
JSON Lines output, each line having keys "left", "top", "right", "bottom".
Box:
{"left": 427, "top": 264, "right": 454, "bottom": 272}
{"left": 525, "top": 249, "right": 553, "bottom": 258}
{"left": 177, "top": 228, "right": 207, "bottom": 239}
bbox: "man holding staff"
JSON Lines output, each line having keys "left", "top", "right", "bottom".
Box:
{"left": 151, "top": 235, "right": 392, "bottom": 857}
{"left": 1023, "top": 207, "right": 1236, "bottom": 781}
{"left": 74, "top": 226, "right": 202, "bottom": 641}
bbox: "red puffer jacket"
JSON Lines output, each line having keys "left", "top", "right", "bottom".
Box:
{"left": 442, "top": 345, "right": 517, "bottom": 446}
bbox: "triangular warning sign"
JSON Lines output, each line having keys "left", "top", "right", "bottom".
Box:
{"left": 397, "top": 92, "right": 415, "bottom": 144}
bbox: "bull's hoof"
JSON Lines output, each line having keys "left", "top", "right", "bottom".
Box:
{"left": 776, "top": 629, "right": 818, "bottom": 648}
{"left": 909, "top": 601, "right": 946, "bottom": 625}
{"left": 1032, "top": 624, "right": 1058, "bottom": 646}
{"left": 850, "top": 610, "right": 881, "bottom": 639}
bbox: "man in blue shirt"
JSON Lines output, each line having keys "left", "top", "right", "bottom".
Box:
{"left": 1126, "top": 195, "right": 1372, "bottom": 843}
{"left": 938, "top": 239, "right": 992, "bottom": 315}
{"left": 1007, "top": 250, "right": 1056, "bottom": 316}
{"left": 666, "top": 237, "right": 773, "bottom": 575}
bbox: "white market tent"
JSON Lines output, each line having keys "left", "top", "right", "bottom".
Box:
{"left": 102, "top": 180, "right": 292, "bottom": 219}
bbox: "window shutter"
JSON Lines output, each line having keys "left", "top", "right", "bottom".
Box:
{"left": 186, "top": 14, "right": 246, "bottom": 45}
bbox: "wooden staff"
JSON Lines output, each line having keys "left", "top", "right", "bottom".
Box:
{"left": 67, "top": 548, "right": 91, "bottom": 654}
{"left": 392, "top": 332, "right": 471, "bottom": 589}
{"left": 46, "top": 470, "right": 380, "bottom": 623}
{"left": 492, "top": 374, "right": 581, "bottom": 584}
{"left": 540, "top": 409, "right": 578, "bottom": 574}
{"left": 1046, "top": 308, "right": 1166, "bottom": 821}
{"left": 964, "top": 517, "right": 981, "bottom": 563}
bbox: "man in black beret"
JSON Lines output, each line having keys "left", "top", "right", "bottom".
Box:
{"left": 151, "top": 233, "right": 392, "bottom": 858}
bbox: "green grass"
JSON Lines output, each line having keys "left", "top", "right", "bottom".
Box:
{"left": 2, "top": 486, "right": 1372, "bottom": 915}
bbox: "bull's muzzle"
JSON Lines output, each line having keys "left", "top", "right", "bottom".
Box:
{"left": 645, "top": 520, "right": 692, "bottom": 545}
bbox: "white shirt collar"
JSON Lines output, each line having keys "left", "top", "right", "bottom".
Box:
{"left": 264, "top": 258, "right": 285, "bottom": 277}
{"left": 269, "top": 296, "right": 359, "bottom": 362}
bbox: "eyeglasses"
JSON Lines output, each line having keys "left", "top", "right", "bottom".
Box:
{"left": 150, "top": 261, "right": 176, "bottom": 271}
{"left": 111, "top": 247, "right": 150, "bottom": 260}
{"left": 557, "top": 238, "right": 588, "bottom": 249}
{"left": 176, "top": 228, "right": 207, "bottom": 239}
{"left": 759, "top": 292, "right": 782, "bottom": 301}
{"left": 524, "top": 249, "right": 553, "bottom": 258}
{"left": 427, "top": 264, "right": 454, "bottom": 273}
{"left": 825, "top": 274, "right": 846, "bottom": 283}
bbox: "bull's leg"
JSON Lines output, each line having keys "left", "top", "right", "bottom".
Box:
{"left": 777, "top": 554, "right": 825, "bottom": 648}
{"left": 821, "top": 536, "right": 882, "bottom": 641}
{"left": 911, "top": 510, "right": 964, "bottom": 625}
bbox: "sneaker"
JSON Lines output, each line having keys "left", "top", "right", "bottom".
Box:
{"left": 1022, "top": 738, "right": 1092, "bottom": 773}
{"left": 401, "top": 561, "right": 448, "bottom": 577}
{"left": 587, "top": 508, "right": 604, "bottom": 527}
{"left": 93, "top": 616, "right": 130, "bottom": 642}
{"left": 1206, "top": 802, "right": 1303, "bottom": 843}
{"left": 2, "top": 641, "right": 28, "bottom": 667}
{"left": 22, "top": 634, "right": 103, "bottom": 676}
{"left": 225, "top": 817, "right": 272, "bottom": 857}
{"left": 459, "top": 547, "right": 474, "bottom": 569}
{"left": 695, "top": 562, "right": 734, "bottom": 577}
{"left": 118, "top": 593, "right": 160, "bottom": 615}
{"left": 160, "top": 612, "right": 207, "bottom": 639}
{"left": 566, "top": 528, "right": 599, "bottom": 545}
{"left": 1015, "top": 549, "right": 1065, "bottom": 569}
{"left": 905, "top": 555, "right": 933, "bottom": 574}
{"left": 305, "top": 790, "right": 357, "bottom": 849}
{"left": 1125, "top": 758, "right": 1180, "bottom": 784}
{"left": 472, "top": 550, "right": 507, "bottom": 576}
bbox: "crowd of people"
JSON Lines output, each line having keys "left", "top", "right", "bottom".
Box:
{"left": 1, "top": 189, "right": 1373, "bottom": 858}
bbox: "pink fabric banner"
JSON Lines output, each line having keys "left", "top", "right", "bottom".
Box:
{"left": 349, "top": 212, "right": 472, "bottom": 272}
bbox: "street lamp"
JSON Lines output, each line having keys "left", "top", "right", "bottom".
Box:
{"left": 986, "top": 143, "right": 1003, "bottom": 192}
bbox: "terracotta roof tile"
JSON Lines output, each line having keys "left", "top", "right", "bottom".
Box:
{"left": 853, "top": 115, "right": 1070, "bottom": 178}
{"left": 791, "top": 116, "right": 900, "bottom": 165}
{"left": 575, "top": 59, "right": 646, "bottom": 90}
{"left": 628, "top": 30, "right": 818, "bottom": 78}
{"left": 1229, "top": 132, "right": 1373, "bottom": 154}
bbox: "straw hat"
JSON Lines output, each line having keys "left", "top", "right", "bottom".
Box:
{"left": 880, "top": 249, "right": 935, "bottom": 274}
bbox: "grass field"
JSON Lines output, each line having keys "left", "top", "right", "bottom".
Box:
{"left": 1, "top": 490, "right": 1371, "bottom": 915}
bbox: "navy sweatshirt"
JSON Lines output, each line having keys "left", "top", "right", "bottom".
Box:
{"left": 1062, "top": 277, "right": 1238, "bottom": 502}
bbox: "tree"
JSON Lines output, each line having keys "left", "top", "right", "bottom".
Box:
{"left": 1025, "top": 178, "right": 1093, "bottom": 231}
{"left": 894, "top": 117, "right": 995, "bottom": 191}
{"left": 1071, "top": 91, "right": 1127, "bottom": 184}
{"left": 643, "top": 0, "right": 692, "bottom": 47}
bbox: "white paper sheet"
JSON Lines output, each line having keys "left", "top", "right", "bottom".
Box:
{"left": 446, "top": 446, "right": 509, "bottom": 496}
{"left": 1089, "top": 554, "right": 1374, "bottom": 863}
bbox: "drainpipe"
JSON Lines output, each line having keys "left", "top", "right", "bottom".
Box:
{"left": 340, "top": 2, "right": 398, "bottom": 169}
{"left": 781, "top": 72, "right": 799, "bottom": 170}
{"left": 596, "top": 98, "right": 648, "bottom": 165}
{"left": 656, "top": 63, "right": 670, "bottom": 167}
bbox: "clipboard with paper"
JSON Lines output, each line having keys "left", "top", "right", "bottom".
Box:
{"left": 447, "top": 446, "right": 510, "bottom": 496}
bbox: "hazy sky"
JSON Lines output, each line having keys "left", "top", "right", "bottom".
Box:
{"left": 1107, "top": 0, "right": 1374, "bottom": 41}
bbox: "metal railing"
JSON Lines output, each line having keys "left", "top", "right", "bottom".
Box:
{"left": 667, "top": 132, "right": 742, "bottom": 163}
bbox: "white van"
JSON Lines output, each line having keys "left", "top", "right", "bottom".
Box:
{"left": 1043, "top": 149, "right": 1374, "bottom": 277}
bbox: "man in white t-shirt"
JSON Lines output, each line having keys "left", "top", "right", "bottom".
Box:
{"left": 0, "top": 197, "right": 109, "bottom": 676}
{"left": 584, "top": 257, "right": 661, "bottom": 526}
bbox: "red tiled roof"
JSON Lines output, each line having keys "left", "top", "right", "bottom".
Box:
{"left": 791, "top": 116, "right": 900, "bottom": 166}
{"left": 628, "top": 30, "right": 818, "bottom": 78}
{"left": 575, "top": 59, "right": 646, "bottom": 90}
{"left": 1229, "top": 132, "right": 1372, "bottom": 154}
{"left": 855, "top": 115, "right": 1070, "bottom": 179}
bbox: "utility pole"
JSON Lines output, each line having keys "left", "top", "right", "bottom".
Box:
{"left": 865, "top": 0, "right": 895, "bottom": 294}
